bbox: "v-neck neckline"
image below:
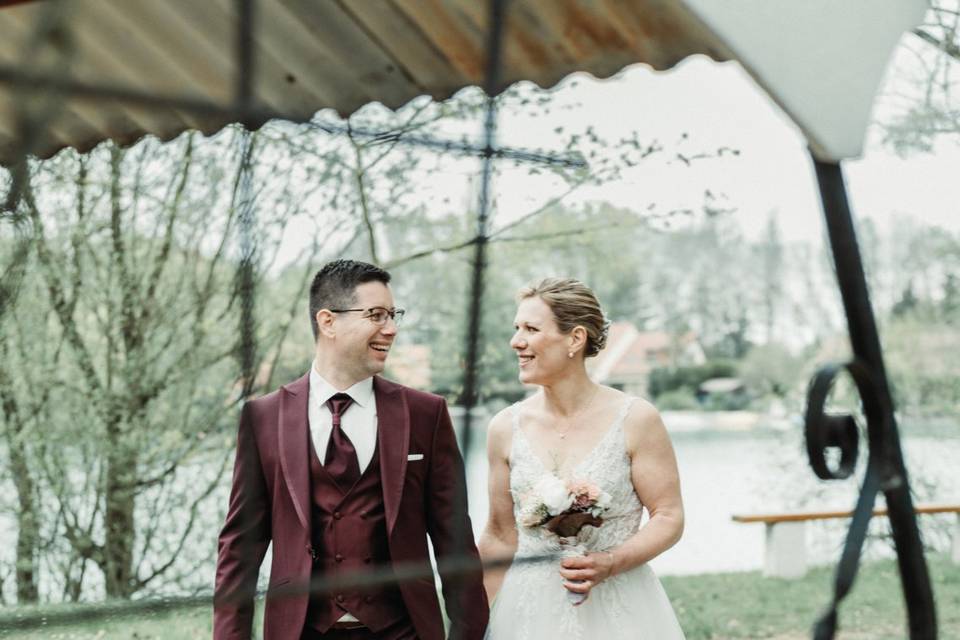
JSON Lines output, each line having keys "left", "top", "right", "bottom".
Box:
{"left": 513, "top": 396, "right": 632, "bottom": 478}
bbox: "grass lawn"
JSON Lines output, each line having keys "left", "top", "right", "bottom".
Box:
{"left": 661, "top": 555, "right": 960, "bottom": 639}
{"left": 3, "top": 556, "right": 957, "bottom": 639}
{"left": 0, "top": 604, "right": 214, "bottom": 640}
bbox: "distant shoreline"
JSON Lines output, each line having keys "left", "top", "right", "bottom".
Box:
{"left": 662, "top": 410, "right": 795, "bottom": 433}
{"left": 661, "top": 409, "right": 959, "bottom": 438}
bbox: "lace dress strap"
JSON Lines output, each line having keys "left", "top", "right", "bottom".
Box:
{"left": 509, "top": 401, "right": 522, "bottom": 432}
{"left": 506, "top": 402, "right": 525, "bottom": 468}
{"left": 614, "top": 395, "right": 637, "bottom": 427}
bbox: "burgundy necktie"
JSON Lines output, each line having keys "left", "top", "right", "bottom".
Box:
{"left": 324, "top": 393, "right": 360, "bottom": 490}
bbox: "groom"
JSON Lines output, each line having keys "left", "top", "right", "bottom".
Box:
{"left": 214, "top": 259, "right": 488, "bottom": 640}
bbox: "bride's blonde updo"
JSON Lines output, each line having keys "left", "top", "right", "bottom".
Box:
{"left": 517, "top": 277, "right": 610, "bottom": 357}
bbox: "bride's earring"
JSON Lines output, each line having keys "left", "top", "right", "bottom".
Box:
{"left": 567, "top": 352, "right": 574, "bottom": 359}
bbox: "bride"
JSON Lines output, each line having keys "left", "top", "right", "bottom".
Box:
{"left": 480, "top": 278, "right": 686, "bottom": 639}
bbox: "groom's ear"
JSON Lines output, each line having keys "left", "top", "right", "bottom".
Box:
{"left": 316, "top": 309, "right": 336, "bottom": 339}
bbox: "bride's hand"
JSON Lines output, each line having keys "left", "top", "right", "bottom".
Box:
{"left": 559, "top": 550, "right": 616, "bottom": 604}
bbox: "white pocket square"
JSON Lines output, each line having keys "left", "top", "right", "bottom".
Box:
{"left": 407, "top": 453, "right": 424, "bottom": 461}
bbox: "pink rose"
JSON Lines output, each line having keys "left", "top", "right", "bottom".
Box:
{"left": 567, "top": 480, "right": 601, "bottom": 503}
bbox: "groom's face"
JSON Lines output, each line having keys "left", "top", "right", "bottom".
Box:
{"left": 331, "top": 281, "right": 398, "bottom": 381}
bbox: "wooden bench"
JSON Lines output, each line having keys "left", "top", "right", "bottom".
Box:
{"left": 731, "top": 504, "right": 960, "bottom": 578}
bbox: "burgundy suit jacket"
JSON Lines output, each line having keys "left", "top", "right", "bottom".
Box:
{"left": 214, "top": 374, "right": 489, "bottom": 640}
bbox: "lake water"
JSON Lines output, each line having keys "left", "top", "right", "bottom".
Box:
{"left": 460, "top": 415, "right": 960, "bottom": 576}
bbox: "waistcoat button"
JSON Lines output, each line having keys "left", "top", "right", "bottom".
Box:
{"left": 364, "top": 595, "right": 374, "bottom": 603}
{"left": 336, "top": 594, "right": 344, "bottom": 603}
{"left": 335, "top": 553, "right": 344, "bottom": 562}
{"left": 333, "top": 512, "right": 342, "bottom": 520}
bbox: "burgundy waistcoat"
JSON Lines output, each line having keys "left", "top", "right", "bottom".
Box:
{"left": 303, "top": 439, "right": 409, "bottom": 634}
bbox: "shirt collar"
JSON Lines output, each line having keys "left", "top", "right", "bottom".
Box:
{"left": 309, "top": 362, "right": 374, "bottom": 408}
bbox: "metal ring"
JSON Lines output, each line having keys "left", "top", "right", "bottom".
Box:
{"left": 804, "top": 359, "right": 888, "bottom": 481}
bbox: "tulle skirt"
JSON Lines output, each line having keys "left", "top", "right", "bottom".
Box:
{"left": 485, "top": 558, "right": 685, "bottom": 640}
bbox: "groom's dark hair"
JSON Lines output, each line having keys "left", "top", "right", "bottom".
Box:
{"left": 309, "top": 259, "right": 392, "bottom": 338}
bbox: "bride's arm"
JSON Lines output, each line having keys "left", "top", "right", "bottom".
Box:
{"left": 478, "top": 410, "right": 519, "bottom": 603}
{"left": 616, "top": 400, "right": 684, "bottom": 568}
{"left": 561, "top": 400, "right": 683, "bottom": 595}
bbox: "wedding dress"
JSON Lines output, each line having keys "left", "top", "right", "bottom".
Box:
{"left": 485, "top": 397, "right": 685, "bottom": 639}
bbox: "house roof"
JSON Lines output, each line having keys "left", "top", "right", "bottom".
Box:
{"left": 590, "top": 322, "right": 698, "bottom": 382}
{"left": 0, "top": 0, "right": 926, "bottom": 165}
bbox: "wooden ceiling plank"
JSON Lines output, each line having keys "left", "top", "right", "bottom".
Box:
{"left": 343, "top": 0, "right": 465, "bottom": 100}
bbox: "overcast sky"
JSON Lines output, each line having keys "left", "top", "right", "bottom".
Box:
{"left": 488, "top": 51, "right": 960, "bottom": 246}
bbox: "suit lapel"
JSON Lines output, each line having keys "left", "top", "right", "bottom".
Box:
{"left": 375, "top": 376, "right": 409, "bottom": 535}
{"left": 278, "top": 373, "right": 311, "bottom": 533}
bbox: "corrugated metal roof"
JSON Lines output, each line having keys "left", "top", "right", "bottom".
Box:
{"left": 0, "top": 0, "right": 731, "bottom": 165}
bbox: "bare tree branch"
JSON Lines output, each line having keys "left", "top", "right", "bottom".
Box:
{"left": 912, "top": 27, "right": 960, "bottom": 61}
{"left": 347, "top": 124, "right": 379, "bottom": 263}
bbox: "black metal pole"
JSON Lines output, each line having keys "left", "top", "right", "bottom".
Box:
{"left": 2, "top": 0, "right": 74, "bottom": 213}
{"left": 460, "top": 0, "right": 507, "bottom": 421}
{"left": 449, "top": 1, "right": 508, "bottom": 632}
{"left": 810, "top": 155, "right": 936, "bottom": 639}
{"left": 234, "top": 0, "right": 258, "bottom": 397}
{"left": 458, "top": 0, "right": 507, "bottom": 492}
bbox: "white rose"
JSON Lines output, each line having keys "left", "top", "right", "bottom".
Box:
{"left": 595, "top": 490, "right": 612, "bottom": 510}
{"left": 534, "top": 474, "right": 573, "bottom": 515}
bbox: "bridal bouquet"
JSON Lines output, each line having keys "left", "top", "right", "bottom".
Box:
{"left": 519, "top": 475, "right": 612, "bottom": 605}
{"left": 519, "top": 474, "right": 612, "bottom": 535}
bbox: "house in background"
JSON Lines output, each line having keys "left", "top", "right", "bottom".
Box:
{"left": 588, "top": 322, "right": 706, "bottom": 396}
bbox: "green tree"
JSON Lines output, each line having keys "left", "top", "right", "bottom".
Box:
{"left": 0, "top": 129, "right": 327, "bottom": 601}
{"left": 759, "top": 213, "right": 784, "bottom": 343}
{"left": 942, "top": 272, "right": 960, "bottom": 320}
{"left": 739, "top": 343, "right": 803, "bottom": 400}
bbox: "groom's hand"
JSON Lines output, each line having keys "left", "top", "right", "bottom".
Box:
{"left": 559, "top": 551, "right": 616, "bottom": 603}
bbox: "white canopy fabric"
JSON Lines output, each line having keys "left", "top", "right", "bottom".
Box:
{"left": 685, "top": 0, "right": 928, "bottom": 161}
{"left": 0, "top": 0, "right": 929, "bottom": 164}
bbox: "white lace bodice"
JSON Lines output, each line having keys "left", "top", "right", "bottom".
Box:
{"left": 508, "top": 396, "right": 644, "bottom": 556}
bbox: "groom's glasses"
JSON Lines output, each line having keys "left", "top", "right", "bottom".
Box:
{"left": 330, "top": 306, "right": 405, "bottom": 326}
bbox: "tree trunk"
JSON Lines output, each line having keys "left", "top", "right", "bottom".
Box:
{"left": 0, "top": 365, "right": 40, "bottom": 603}
{"left": 9, "top": 436, "right": 40, "bottom": 603}
{"left": 102, "top": 415, "right": 137, "bottom": 598}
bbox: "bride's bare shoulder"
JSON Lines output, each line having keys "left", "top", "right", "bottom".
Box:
{"left": 622, "top": 397, "right": 672, "bottom": 452}
{"left": 487, "top": 406, "right": 514, "bottom": 435}
{"left": 486, "top": 404, "right": 518, "bottom": 458}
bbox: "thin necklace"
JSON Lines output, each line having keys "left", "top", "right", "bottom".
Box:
{"left": 552, "top": 385, "right": 600, "bottom": 440}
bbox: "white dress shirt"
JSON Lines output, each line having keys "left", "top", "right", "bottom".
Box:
{"left": 308, "top": 364, "right": 378, "bottom": 474}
